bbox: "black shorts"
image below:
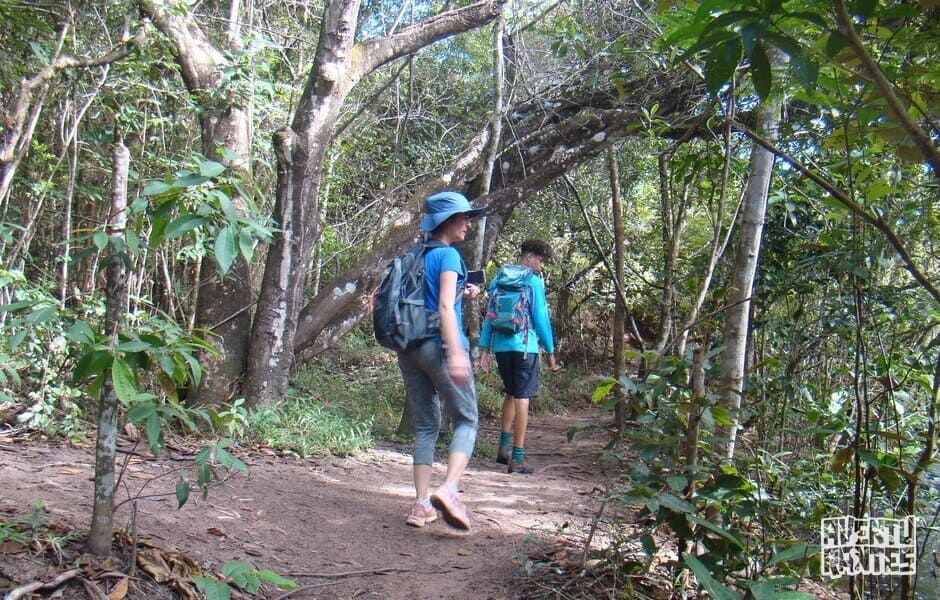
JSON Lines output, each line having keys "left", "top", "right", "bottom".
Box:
{"left": 494, "top": 351, "right": 540, "bottom": 399}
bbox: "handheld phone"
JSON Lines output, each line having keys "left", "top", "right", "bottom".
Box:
{"left": 467, "top": 270, "right": 485, "bottom": 285}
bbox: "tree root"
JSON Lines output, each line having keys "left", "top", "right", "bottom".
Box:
{"left": 3, "top": 567, "right": 84, "bottom": 600}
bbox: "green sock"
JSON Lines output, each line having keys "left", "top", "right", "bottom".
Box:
{"left": 500, "top": 431, "right": 512, "bottom": 447}
{"left": 512, "top": 446, "right": 525, "bottom": 462}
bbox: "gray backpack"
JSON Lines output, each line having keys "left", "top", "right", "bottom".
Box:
{"left": 372, "top": 240, "right": 446, "bottom": 351}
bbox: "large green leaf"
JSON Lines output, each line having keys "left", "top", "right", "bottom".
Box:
{"left": 214, "top": 225, "right": 239, "bottom": 274}
{"left": 164, "top": 214, "right": 210, "bottom": 239}
{"left": 683, "top": 555, "right": 739, "bottom": 600}
{"left": 750, "top": 44, "right": 772, "bottom": 100}
{"left": 111, "top": 359, "right": 137, "bottom": 405}
{"left": 704, "top": 37, "right": 742, "bottom": 94}
{"left": 199, "top": 160, "right": 226, "bottom": 178}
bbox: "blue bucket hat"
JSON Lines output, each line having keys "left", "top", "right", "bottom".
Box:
{"left": 419, "top": 191, "right": 485, "bottom": 232}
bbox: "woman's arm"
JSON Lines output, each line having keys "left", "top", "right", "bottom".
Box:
{"left": 438, "top": 270, "right": 471, "bottom": 384}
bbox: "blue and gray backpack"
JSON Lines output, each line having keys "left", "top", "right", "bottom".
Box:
{"left": 485, "top": 264, "right": 534, "bottom": 344}
{"left": 373, "top": 240, "right": 447, "bottom": 352}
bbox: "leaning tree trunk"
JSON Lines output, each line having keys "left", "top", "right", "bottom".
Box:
{"left": 291, "top": 72, "right": 706, "bottom": 361}
{"left": 244, "top": 0, "right": 508, "bottom": 407}
{"left": 137, "top": 0, "right": 254, "bottom": 409}
{"left": 88, "top": 142, "right": 130, "bottom": 557}
{"left": 713, "top": 93, "right": 781, "bottom": 461}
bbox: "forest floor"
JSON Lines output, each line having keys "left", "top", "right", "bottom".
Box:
{"left": 0, "top": 401, "right": 647, "bottom": 599}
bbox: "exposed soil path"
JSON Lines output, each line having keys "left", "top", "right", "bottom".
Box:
{"left": 0, "top": 404, "right": 613, "bottom": 599}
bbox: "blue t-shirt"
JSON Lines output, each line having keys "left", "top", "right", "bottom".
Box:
{"left": 424, "top": 246, "right": 468, "bottom": 349}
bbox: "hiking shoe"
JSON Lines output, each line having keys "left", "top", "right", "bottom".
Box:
{"left": 430, "top": 486, "right": 470, "bottom": 530}
{"left": 406, "top": 502, "right": 438, "bottom": 528}
{"left": 496, "top": 445, "right": 511, "bottom": 465}
{"left": 508, "top": 459, "right": 534, "bottom": 474}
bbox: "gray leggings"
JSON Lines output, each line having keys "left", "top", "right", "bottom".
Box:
{"left": 397, "top": 340, "right": 478, "bottom": 465}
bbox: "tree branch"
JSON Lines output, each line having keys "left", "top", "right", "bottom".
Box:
{"left": 728, "top": 118, "right": 940, "bottom": 306}
{"left": 832, "top": 0, "right": 940, "bottom": 177}
{"left": 353, "top": 0, "right": 507, "bottom": 79}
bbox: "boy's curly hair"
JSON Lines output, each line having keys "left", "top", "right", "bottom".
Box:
{"left": 520, "top": 239, "right": 553, "bottom": 261}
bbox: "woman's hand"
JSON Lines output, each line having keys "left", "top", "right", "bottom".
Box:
{"left": 463, "top": 283, "right": 481, "bottom": 299}
{"left": 447, "top": 351, "right": 473, "bottom": 384}
{"left": 479, "top": 351, "right": 492, "bottom": 372}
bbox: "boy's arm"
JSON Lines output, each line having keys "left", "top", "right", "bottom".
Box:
{"left": 530, "top": 278, "right": 555, "bottom": 355}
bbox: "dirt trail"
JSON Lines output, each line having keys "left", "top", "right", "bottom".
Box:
{"left": 0, "top": 405, "right": 612, "bottom": 599}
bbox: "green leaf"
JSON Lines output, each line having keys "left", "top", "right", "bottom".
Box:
{"left": 683, "top": 555, "right": 739, "bottom": 600}
{"left": 591, "top": 378, "right": 617, "bottom": 403}
{"left": 8, "top": 330, "right": 27, "bottom": 350}
{"left": 142, "top": 180, "right": 176, "bottom": 197}
{"left": 741, "top": 22, "right": 764, "bottom": 57}
{"left": 701, "top": 10, "right": 762, "bottom": 36}
{"left": 145, "top": 412, "right": 163, "bottom": 454}
{"left": 790, "top": 52, "right": 819, "bottom": 93}
{"left": 865, "top": 182, "right": 895, "bottom": 201}
{"left": 212, "top": 189, "right": 236, "bottom": 220}
{"left": 164, "top": 214, "right": 210, "bottom": 239}
{"left": 116, "top": 339, "right": 154, "bottom": 353}
{"left": 111, "top": 359, "right": 138, "bottom": 405}
{"left": 215, "top": 446, "right": 248, "bottom": 473}
{"left": 28, "top": 41, "right": 50, "bottom": 63}
{"left": 255, "top": 569, "right": 298, "bottom": 589}
{"left": 193, "top": 577, "right": 231, "bottom": 600}
{"left": 126, "top": 401, "right": 157, "bottom": 422}
{"left": 174, "top": 173, "right": 210, "bottom": 187}
{"left": 200, "top": 160, "right": 226, "bottom": 178}
{"left": 767, "top": 543, "right": 819, "bottom": 567}
{"left": 657, "top": 493, "right": 696, "bottom": 514}
{"left": 214, "top": 226, "right": 238, "bottom": 275}
{"left": 858, "top": 449, "right": 880, "bottom": 467}
{"left": 93, "top": 231, "right": 109, "bottom": 251}
{"left": 704, "top": 37, "right": 742, "bottom": 94}
{"left": 707, "top": 404, "right": 733, "bottom": 427}
{"left": 126, "top": 229, "right": 141, "bottom": 253}
{"left": 27, "top": 306, "right": 56, "bottom": 325}
{"left": 783, "top": 10, "right": 828, "bottom": 28}
{"left": 65, "top": 320, "right": 97, "bottom": 345}
{"left": 238, "top": 229, "right": 255, "bottom": 262}
{"left": 688, "top": 515, "right": 748, "bottom": 550}
{"left": 750, "top": 44, "right": 772, "bottom": 100}
{"left": 176, "top": 480, "right": 190, "bottom": 508}
{"left": 762, "top": 32, "right": 803, "bottom": 59}
{"left": 666, "top": 475, "right": 688, "bottom": 491}
{"left": 853, "top": 0, "right": 878, "bottom": 20}
{"left": 222, "top": 561, "right": 252, "bottom": 580}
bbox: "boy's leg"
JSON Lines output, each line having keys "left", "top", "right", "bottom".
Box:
{"left": 512, "top": 397, "right": 530, "bottom": 448}
{"left": 495, "top": 352, "right": 517, "bottom": 464}
{"left": 497, "top": 394, "right": 514, "bottom": 463}
{"left": 507, "top": 353, "right": 539, "bottom": 475}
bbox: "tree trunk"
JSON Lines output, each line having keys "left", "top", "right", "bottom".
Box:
{"left": 609, "top": 149, "right": 626, "bottom": 432}
{"left": 465, "top": 14, "right": 509, "bottom": 349}
{"left": 88, "top": 142, "right": 130, "bottom": 557}
{"left": 245, "top": 0, "right": 507, "bottom": 406}
{"left": 713, "top": 93, "right": 781, "bottom": 461}
{"left": 136, "top": 0, "right": 254, "bottom": 409}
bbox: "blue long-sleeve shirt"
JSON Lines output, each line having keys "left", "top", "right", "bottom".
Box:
{"left": 479, "top": 268, "right": 555, "bottom": 354}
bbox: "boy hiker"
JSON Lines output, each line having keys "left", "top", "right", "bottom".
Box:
{"left": 393, "top": 191, "right": 484, "bottom": 530}
{"left": 479, "top": 239, "right": 560, "bottom": 474}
